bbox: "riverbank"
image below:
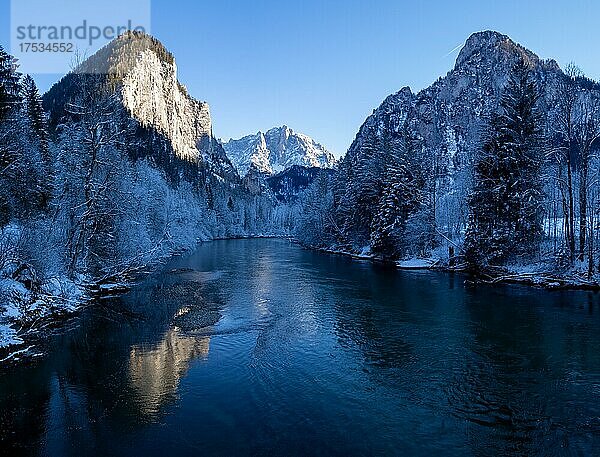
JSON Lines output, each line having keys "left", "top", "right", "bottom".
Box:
{"left": 0, "top": 234, "right": 290, "bottom": 364}
{"left": 306, "top": 243, "right": 600, "bottom": 291}
{"left": 4, "top": 237, "right": 599, "bottom": 364}
{"left": 2, "top": 237, "right": 598, "bottom": 456}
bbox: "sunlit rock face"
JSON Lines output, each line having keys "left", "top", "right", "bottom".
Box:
{"left": 128, "top": 329, "right": 210, "bottom": 418}
{"left": 43, "top": 31, "right": 239, "bottom": 179}
{"left": 224, "top": 126, "right": 336, "bottom": 176}
{"left": 121, "top": 50, "right": 212, "bottom": 162}
{"left": 78, "top": 32, "right": 212, "bottom": 162}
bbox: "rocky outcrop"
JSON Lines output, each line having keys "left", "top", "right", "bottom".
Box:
{"left": 121, "top": 49, "right": 212, "bottom": 162}
{"left": 43, "top": 31, "right": 238, "bottom": 180}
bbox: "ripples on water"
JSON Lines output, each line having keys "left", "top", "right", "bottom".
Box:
{"left": 1, "top": 239, "right": 600, "bottom": 456}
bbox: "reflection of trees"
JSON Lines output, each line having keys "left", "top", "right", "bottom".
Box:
{"left": 446, "top": 291, "right": 546, "bottom": 457}
{"left": 5, "top": 241, "right": 600, "bottom": 456}
{"left": 453, "top": 288, "right": 600, "bottom": 457}
{"left": 0, "top": 366, "right": 51, "bottom": 455}
{"left": 335, "top": 303, "right": 413, "bottom": 371}
{"left": 329, "top": 262, "right": 600, "bottom": 456}
{"left": 332, "top": 264, "right": 416, "bottom": 382}
{"left": 129, "top": 328, "right": 210, "bottom": 419}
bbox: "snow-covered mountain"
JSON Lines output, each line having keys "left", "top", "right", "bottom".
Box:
{"left": 43, "top": 31, "right": 238, "bottom": 181}
{"left": 312, "top": 30, "right": 600, "bottom": 260}
{"left": 342, "top": 30, "right": 561, "bottom": 191}
{"left": 223, "top": 126, "right": 336, "bottom": 176}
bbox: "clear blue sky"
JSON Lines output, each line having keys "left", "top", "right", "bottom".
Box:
{"left": 1, "top": 0, "right": 599, "bottom": 156}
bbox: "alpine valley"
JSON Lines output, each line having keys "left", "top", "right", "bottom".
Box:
{"left": 1, "top": 29, "right": 600, "bottom": 357}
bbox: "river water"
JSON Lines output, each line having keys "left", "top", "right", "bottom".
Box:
{"left": 1, "top": 239, "right": 600, "bottom": 456}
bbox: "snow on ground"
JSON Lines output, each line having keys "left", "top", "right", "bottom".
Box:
{"left": 0, "top": 270, "right": 85, "bottom": 357}
{"left": 0, "top": 324, "right": 23, "bottom": 348}
{"left": 397, "top": 258, "right": 437, "bottom": 269}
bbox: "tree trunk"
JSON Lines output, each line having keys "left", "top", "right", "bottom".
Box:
{"left": 567, "top": 159, "right": 575, "bottom": 262}
{"left": 579, "top": 166, "right": 588, "bottom": 262}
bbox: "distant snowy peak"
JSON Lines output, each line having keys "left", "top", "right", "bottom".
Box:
{"left": 223, "top": 126, "right": 336, "bottom": 176}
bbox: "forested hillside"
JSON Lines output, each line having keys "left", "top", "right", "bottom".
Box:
{"left": 3, "top": 29, "right": 600, "bottom": 355}
{"left": 295, "top": 31, "right": 600, "bottom": 285}
{"left": 0, "top": 32, "right": 282, "bottom": 351}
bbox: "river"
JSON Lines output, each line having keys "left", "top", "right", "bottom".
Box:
{"left": 1, "top": 239, "right": 600, "bottom": 456}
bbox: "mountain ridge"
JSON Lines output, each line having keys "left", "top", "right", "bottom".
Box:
{"left": 310, "top": 29, "right": 600, "bottom": 264}
{"left": 223, "top": 125, "right": 336, "bottom": 176}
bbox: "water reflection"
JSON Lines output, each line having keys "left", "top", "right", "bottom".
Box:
{"left": 1, "top": 240, "right": 600, "bottom": 456}
{"left": 129, "top": 328, "right": 210, "bottom": 419}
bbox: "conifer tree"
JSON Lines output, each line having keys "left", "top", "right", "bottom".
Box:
{"left": 370, "top": 131, "right": 422, "bottom": 258}
{"left": 465, "top": 60, "right": 544, "bottom": 270}
{"left": 337, "top": 131, "right": 385, "bottom": 247}
{"left": 0, "top": 46, "right": 21, "bottom": 122}
{"left": 21, "top": 75, "right": 49, "bottom": 161}
{"left": 205, "top": 182, "right": 214, "bottom": 210}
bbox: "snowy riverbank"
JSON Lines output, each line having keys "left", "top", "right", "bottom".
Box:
{"left": 306, "top": 243, "right": 600, "bottom": 291}
{"left": 0, "top": 233, "right": 288, "bottom": 364}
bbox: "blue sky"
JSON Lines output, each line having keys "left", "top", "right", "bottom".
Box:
{"left": 1, "top": 0, "right": 599, "bottom": 156}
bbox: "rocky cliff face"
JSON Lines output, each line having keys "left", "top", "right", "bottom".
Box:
{"left": 344, "top": 31, "right": 563, "bottom": 188}
{"left": 43, "top": 31, "right": 237, "bottom": 181}
{"left": 223, "top": 126, "right": 336, "bottom": 176}
{"left": 340, "top": 31, "right": 562, "bottom": 223}
{"left": 121, "top": 49, "right": 212, "bottom": 162}
{"left": 330, "top": 30, "right": 598, "bottom": 257}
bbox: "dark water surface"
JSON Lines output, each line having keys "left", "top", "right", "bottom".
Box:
{"left": 2, "top": 239, "right": 600, "bottom": 456}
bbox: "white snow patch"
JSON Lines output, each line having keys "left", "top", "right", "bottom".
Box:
{"left": 0, "top": 324, "right": 22, "bottom": 348}
{"left": 397, "top": 258, "right": 437, "bottom": 269}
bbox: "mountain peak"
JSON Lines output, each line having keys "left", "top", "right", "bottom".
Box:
{"left": 464, "top": 30, "right": 509, "bottom": 47}
{"left": 455, "top": 30, "right": 539, "bottom": 70}
{"left": 224, "top": 127, "right": 336, "bottom": 176}
{"left": 266, "top": 125, "right": 295, "bottom": 145}
{"left": 44, "top": 31, "right": 230, "bottom": 167}
{"left": 75, "top": 31, "right": 175, "bottom": 77}
{"left": 265, "top": 125, "right": 292, "bottom": 136}
{"left": 381, "top": 86, "right": 414, "bottom": 107}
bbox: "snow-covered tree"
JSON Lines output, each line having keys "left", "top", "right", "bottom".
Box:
{"left": 0, "top": 46, "right": 21, "bottom": 122}
{"left": 336, "top": 130, "right": 385, "bottom": 248}
{"left": 370, "top": 130, "right": 423, "bottom": 259}
{"left": 21, "top": 75, "right": 49, "bottom": 162}
{"left": 465, "top": 60, "right": 545, "bottom": 269}
{"left": 295, "top": 170, "right": 337, "bottom": 247}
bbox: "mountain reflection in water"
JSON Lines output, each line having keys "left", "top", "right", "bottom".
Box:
{"left": 129, "top": 328, "right": 211, "bottom": 419}
{"left": 1, "top": 239, "right": 600, "bottom": 456}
